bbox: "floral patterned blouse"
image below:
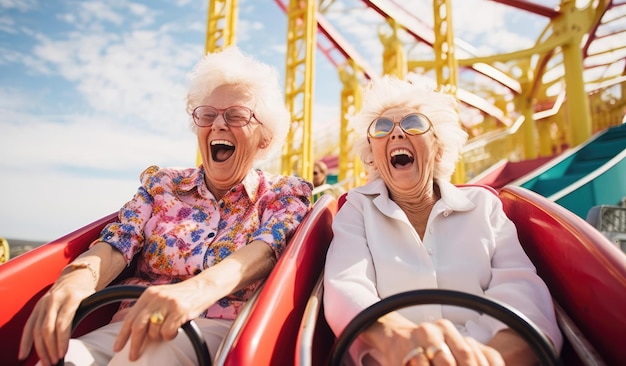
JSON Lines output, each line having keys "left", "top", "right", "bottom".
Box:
{"left": 96, "top": 165, "right": 312, "bottom": 320}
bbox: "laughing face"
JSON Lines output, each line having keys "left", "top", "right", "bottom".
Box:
{"left": 369, "top": 107, "right": 440, "bottom": 193}
{"left": 197, "top": 84, "right": 269, "bottom": 196}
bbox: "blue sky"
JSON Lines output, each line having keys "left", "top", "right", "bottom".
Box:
{"left": 0, "top": 0, "right": 554, "bottom": 241}
{"left": 0, "top": 0, "right": 346, "bottom": 241}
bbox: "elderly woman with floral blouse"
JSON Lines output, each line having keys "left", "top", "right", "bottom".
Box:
{"left": 19, "top": 47, "right": 312, "bottom": 366}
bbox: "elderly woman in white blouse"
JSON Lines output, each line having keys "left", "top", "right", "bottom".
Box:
{"left": 323, "top": 76, "right": 562, "bottom": 366}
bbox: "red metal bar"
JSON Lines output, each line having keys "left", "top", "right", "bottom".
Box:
{"left": 488, "top": 0, "right": 561, "bottom": 19}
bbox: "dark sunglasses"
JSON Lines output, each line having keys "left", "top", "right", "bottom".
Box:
{"left": 367, "top": 113, "right": 432, "bottom": 138}
{"left": 192, "top": 105, "right": 262, "bottom": 127}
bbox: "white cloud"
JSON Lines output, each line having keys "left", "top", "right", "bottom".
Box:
{"left": 0, "top": 115, "right": 195, "bottom": 170}
{"left": 26, "top": 24, "right": 202, "bottom": 135}
{"left": 174, "top": 0, "right": 194, "bottom": 6}
{"left": 0, "top": 1, "right": 204, "bottom": 241}
{"left": 0, "top": 168, "right": 139, "bottom": 242}
{"left": 0, "top": 15, "right": 16, "bottom": 33}
{"left": 0, "top": 106, "right": 197, "bottom": 242}
{"left": 0, "top": 0, "right": 37, "bottom": 11}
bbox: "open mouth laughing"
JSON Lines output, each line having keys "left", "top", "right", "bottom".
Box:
{"left": 390, "top": 148, "right": 415, "bottom": 168}
{"left": 210, "top": 140, "right": 235, "bottom": 162}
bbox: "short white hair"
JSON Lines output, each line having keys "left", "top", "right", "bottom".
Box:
{"left": 186, "top": 46, "right": 290, "bottom": 160}
{"left": 351, "top": 75, "right": 468, "bottom": 182}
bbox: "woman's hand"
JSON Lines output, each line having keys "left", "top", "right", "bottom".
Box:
{"left": 112, "top": 281, "right": 210, "bottom": 361}
{"left": 18, "top": 270, "right": 97, "bottom": 366}
{"left": 361, "top": 315, "right": 505, "bottom": 365}
{"left": 113, "top": 239, "right": 277, "bottom": 361}
{"left": 18, "top": 243, "right": 126, "bottom": 366}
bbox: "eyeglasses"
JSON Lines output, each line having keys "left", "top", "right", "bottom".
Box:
{"left": 367, "top": 113, "right": 432, "bottom": 138}
{"left": 192, "top": 105, "right": 262, "bottom": 127}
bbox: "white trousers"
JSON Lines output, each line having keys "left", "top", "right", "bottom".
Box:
{"left": 57, "top": 318, "right": 232, "bottom": 366}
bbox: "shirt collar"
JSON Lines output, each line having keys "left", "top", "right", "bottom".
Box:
{"left": 177, "top": 166, "right": 261, "bottom": 202}
{"left": 240, "top": 168, "right": 261, "bottom": 202}
{"left": 436, "top": 179, "right": 475, "bottom": 212}
{"left": 353, "top": 178, "right": 475, "bottom": 212}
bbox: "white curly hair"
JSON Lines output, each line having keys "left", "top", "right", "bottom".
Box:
{"left": 351, "top": 75, "right": 468, "bottom": 182}
{"left": 186, "top": 46, "right": 290, "bottom": 161}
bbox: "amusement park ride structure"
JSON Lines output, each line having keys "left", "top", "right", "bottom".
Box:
{"left": 2, "top": 3, "right": 626, "bottom": 365}
{"left": 204, "top": 0, "right": 625, "bottom": 188}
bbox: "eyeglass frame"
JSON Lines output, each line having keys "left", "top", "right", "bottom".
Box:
{"left": 367, "top": 112, "right": 434, "bottom": 139}
{"left": 192, "top": 105, "right": 263, "bottom": 128}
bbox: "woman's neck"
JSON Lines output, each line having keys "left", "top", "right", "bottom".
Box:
{"left": 205, "top": 179, "right": 229, "bottom": 201}
{"left": 389, "top": 182, "right": 440, "bottom": 239}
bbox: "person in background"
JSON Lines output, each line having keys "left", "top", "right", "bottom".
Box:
{"left": 19, "top": 46, "right": 312, "bottom": 366}
{"left": 312, "top": 159, "right": 345, "bottom": 202}
{"left": 312, "top": 160, "right": 330, "bottom": 188}
{"left": 324, "top": 75, "right": 562, "bottom": 366}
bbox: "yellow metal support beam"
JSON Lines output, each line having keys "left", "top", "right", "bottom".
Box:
{"left": 379, "top": 19, "right": 406, "bottom": 78}
{"left": 433, "top": 0, "right": 458, "bottom": 94}
{"left": 206, "top": 0, "right": 237, "bottom": 53}
{"left": 514, "top": 60, "right": 539, "bottom": 159}
{"left": 281, "top": 0, "right": 317, "bottom": 182}
{"left": 338, "top": 60, "right": 364, "bottom": 187}
{"left": 432, "top": 0, "right": 465, "bottom": 183}
{"left": 560, "top": 0, "right": 592, "bottom": 146}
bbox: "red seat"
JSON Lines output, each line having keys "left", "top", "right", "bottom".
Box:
{"left": 0, "top": 213, "right": 118, "bottom": 366}
{"left": 499, "top": 185, "right": 626, "bottom": 365}
{"left": 0, "top": 194, "right": 338, "bottom": 366}
{"left": 218, "top": 194, "right": 336, "bottom": 365}
{"left": 296, "top": 185, "right": 626, "bottom": 365}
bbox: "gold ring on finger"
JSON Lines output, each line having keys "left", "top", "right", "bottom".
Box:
{"left": 149, "top": 311, "right": 165, "bottom": 325}
{"left": 425, "top": 343, "right": 452, "bottom": 360}
{"left": 401, "top": 346, "right": 425, "bottom": 364}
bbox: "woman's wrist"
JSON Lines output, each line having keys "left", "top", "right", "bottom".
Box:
{"left": 62, "top": 261, "right": 98, "bottom": 287}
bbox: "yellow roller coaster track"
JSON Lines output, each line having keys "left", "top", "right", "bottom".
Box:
{"left": 205, "top": 0, "right": 626, "bottom": 187}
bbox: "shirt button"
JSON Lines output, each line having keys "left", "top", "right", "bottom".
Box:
{"left": 231, "top": 187, "right": 237, "bottom": 192}
{"left": 427, "top": 248, "right": 433, "bottom": 255}
{"left": 443, "top": 211, "right": 449, "bottom": 217}
{"left": 207, "top": 232, "right": 215, "bottom": 239}
{"left": 220, "top": 201, "right": 225, "bottom": 208}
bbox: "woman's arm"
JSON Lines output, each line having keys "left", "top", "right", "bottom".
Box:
{"left": 69, "top": 241, "right": 131, "bottom": 290}
{"left": 18, "top": 242, "right": 127, "bottom": 366}
{"left": 324, "top": 200, "right": 382, "bottom": 335}
{"left": 193, "top": 239, "right": 277, "bottom": 298}
{"left": 111, "top": 239, "right": 278, "bottom": 361}
{"left": 482, "top": 196, "right": 562, "bottom": 352}
{"left": 113, "top": 175, "right": 312, "bottom": 361}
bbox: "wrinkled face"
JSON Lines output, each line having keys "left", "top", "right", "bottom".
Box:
{"left": 197, "top": 84, "right": 268, "bottom": 191}
{"left": 312, "top": 164, "right": 326, "bottom": 187}
{"left": 369, "top": 107, "right": 440, "bottom": 191}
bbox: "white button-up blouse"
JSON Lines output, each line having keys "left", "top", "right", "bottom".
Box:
{"left": 323, "top": 178, "right": 563, "bottom": 351}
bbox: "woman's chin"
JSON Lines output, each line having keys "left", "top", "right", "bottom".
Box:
{"left": 389, "top": 165, "right": 418, "bottom": 178}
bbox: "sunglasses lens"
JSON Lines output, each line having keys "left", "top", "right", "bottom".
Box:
{"left": 224, "top": 107, "right": 252, "bottom": 126}
{"left": 368, "top": 114, "right": 431, "bottom": 138}
{"left": 369, "top": 118, "right": 394, "bottom": 138}
{"left": 401, "top": 114, "right": 430, "bottom": 135}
